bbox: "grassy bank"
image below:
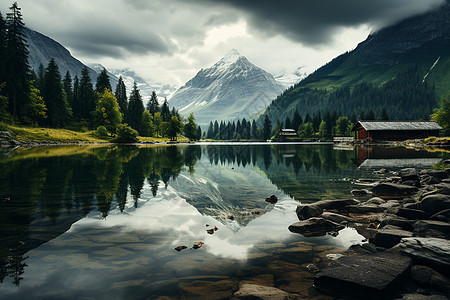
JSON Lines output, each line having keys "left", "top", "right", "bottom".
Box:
{"left": 0, "top": 123, "right": 190, "bottom": 144}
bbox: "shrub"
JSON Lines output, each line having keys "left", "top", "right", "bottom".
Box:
{"left": 113, "top": 124, "right": 138, "bottom": 143}
{"left": 96, "top": 126, "right": 108, "bottom": 138}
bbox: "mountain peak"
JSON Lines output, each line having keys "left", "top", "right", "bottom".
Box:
{"left": 215, "top": 49, "right": 243, "bottom": 69}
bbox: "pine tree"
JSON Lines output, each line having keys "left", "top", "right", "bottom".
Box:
{"left": 251, "top": 120, "right": 258, "bottom": 139}
{"left": 285, "top": 116, "right": 292, "bottom": 129}
{"left": 160, "top": 98, "right": 170, "bottom": 122}
{"left": 62, "top": 71, "right": 73, "bottom": 107}
{"left": 76, "top": 67, "right": 96, "bottom": 121}
{"left": 141, "top": 110, "right": 155, "bottom": 137}
{"left": 114, "top": 76, "right": 127, "bottom": 116}
{"left": 184, "top": 113, "right": 197, "bottom": 141}
{"left": 147, "top": 91, "right": 159, "bottom": 117}
{"left": 43, "top": 58, "right": 71, "bottom": 127}
{"left": 196, "top": 126, "right": 202, "bottom": 141}
{"left": 0, "top": 12, "right": 7, "bottom": 85}
{"left": 206, "top": 121, "right": 214, "bottom": 139}
{"left": 95, "top": 68, "right": 111, "bottom": 94}
{"left": 126, "top": 82, "right": 144, "bottom": 133}
{"left": 5, "top": 2, "right": 30, "bottom": 118}
{"left": 263, "top": 115, "right": 271, "bottom": 140}
{"left": 36, "top": 63, "right": 45, "bottom": 90}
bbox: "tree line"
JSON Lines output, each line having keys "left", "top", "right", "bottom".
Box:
{"left": 0, "top": 2, "right": 200, "bottom": 142}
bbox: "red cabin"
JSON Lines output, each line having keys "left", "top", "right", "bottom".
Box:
{"left": 351, "top": 121, "right": 442, "bottom": 141}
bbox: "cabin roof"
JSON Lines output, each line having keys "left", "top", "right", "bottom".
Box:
{"left": 280, "top": 128, "right": 296, "bottom": 132}
{"left": 351, "top": 121, "right": 442, "bottom": 132}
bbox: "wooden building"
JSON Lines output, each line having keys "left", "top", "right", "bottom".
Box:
{"left": 351, "top": 121, "right": 442, "bottom": 141}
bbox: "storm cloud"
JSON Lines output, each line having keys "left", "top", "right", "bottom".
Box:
{"left": 1, "top": 0, "right": 445, "bottom": 85}
{"left": 191, "top": 0, "right": 446, "bottom": 45}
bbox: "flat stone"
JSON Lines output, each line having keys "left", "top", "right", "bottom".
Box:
{"left": 396, "top": 207, "right": 429, "bottom": 220}
{"left": 312, "top": 199, "right": 360, "bottom": 210}
{"left": 314, "top": 252, "right": 411, "bottom": 299}
{"left": 380, "top": 215, "right": 414, "bottom": 231}
{"left": 372, "top": 183, "right": 418, "bottom": 198}
{"left": 399, "top": 237, "right": 450, "bottom": 274}
{"left": 351, "top": 189, "right": 370, "bottom": 197}
{"left": 233, "top": 283, "right": 297, "bottom": 300}
{"left": 419, "top": 194, "right": 450, "bottom": 215}
{"left": 322, "top": 211, "right": 354, "bottom": 224}
{"left": 367, "top": 197, "right": 386, "bottom": 205}
{"left": 179, "top": 279, "right": 237, "bottom": 299}
{"left": 413, "top": 220, "right": 450, "bottom": 239}
{"left": 295, "top": 204, "right": 323, "bottom": 220}
{"left": 288, "top": 217, "right": 345, "bottom": 237}
{"left": 372, "top": 228, "right": 414, "bottom": 248}
{"left": 347, "top": 204, "right": 386, "bottom": 213}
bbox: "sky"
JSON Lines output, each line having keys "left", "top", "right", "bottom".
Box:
{"left": 0, "top": 0, "right": 445, "bottom": 87}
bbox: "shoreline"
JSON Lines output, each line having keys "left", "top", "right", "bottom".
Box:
{"left": 286, "top": 165, "right": 450, "bottom": 299}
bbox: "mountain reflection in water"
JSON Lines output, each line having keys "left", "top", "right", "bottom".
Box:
{"left": 0, "top": 143, "right": 445, "bottom": 298}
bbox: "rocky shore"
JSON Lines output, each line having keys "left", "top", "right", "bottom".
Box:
{"left": 288, "top": 165, "right": 450, "bottom": 299}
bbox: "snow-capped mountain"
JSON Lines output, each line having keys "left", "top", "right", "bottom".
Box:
{"left": 274, "top": 66, "right": 309, "bottom": 88}
{"left": 109, "top": 68, "right": 178, "bottom": 103}
{"left": 169, "top": 49, "right": 285, "bottom": 124}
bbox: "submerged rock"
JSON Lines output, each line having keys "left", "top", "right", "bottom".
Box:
{"left": 314, "top": 251, "right": 411, "bottom": 299}
{"left": 372, "top": 183, "right": 418, "bottom": 198}
{"left": 312, "top": 198, "right": 360, "bottom": 210}
{"left": 265, "top": 195, "right": 278, "bottom": 204}
{"left": 288, "top": 217, "right": 345, "bottom": 237}
{"left": 233, "top": 283, "right": 297, "bottom": 300}
{"left": 192, "top": 242, "right": 204, "bottom": 249}
{"left": 295, "top": 204, "right": 323, "bottom": 220}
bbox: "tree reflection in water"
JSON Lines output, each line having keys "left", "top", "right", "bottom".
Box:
{"left": 2, "top": 143, "right": 422, "bottom": 285}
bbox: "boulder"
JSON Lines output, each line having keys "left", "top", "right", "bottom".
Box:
{"left": 322, "top": 212, "right": 354, "bottom": 224}
{"left": 312, "top": 199, "right": 360, "bottom": 210}
{"left": 410, "top": 265, "right": 450, "bottom": 295}
{"left": 367, "top": 197, "right": 386, "bottom": 205}
{"left": 396, "top": 207, "right": 429, "bottom": 220}
{"left": 351, "top": 189, "right": 370, "bottom": 197}
{"left": 372, "top": 228, "right": 414, "bottom": 248}
{"left": 413, "top": 220, "right": 450, "bottom": 239}
{"left": 288, "top": 217, "right": 345, "bottom": 237}
{"left": 295, "top": 204, "right": 323, "bottom": 220}
{"left": 314, "top": 251, "right": 411, "bottom": 299}
{"left": 233, "top": 284, "right": 297, "bottom": 300}
{"left": 380, "top": 216, "right": 414, "bottom": 231}
{"left": 420, "top": 169, "right": 448, "bottom": 181}
{"left": 399, "top": 237, "right": 450, "bottom": 275}
{"left": 419, "top": 194, "right": 450, "bottom": 215}
{"left": 399, "top": 168, "right": 419, "bottom": 181}
{"left": 372, "top": 183, "right": 418, "bottom": 198}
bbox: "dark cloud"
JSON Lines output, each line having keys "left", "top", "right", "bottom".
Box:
{"left": 191, "top": 0, "right": 445, "bottom": 45}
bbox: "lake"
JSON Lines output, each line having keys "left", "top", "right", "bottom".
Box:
{"left": 0, "top": 143, "right": 446, "bottom": 299}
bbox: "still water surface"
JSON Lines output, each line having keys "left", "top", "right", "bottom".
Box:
{"left": 0, "top": 143, "right": 446, "bottom": 299}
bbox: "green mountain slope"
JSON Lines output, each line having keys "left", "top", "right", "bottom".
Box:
{"left": 261, "top": 1, "right": 450, "bottom": 125}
